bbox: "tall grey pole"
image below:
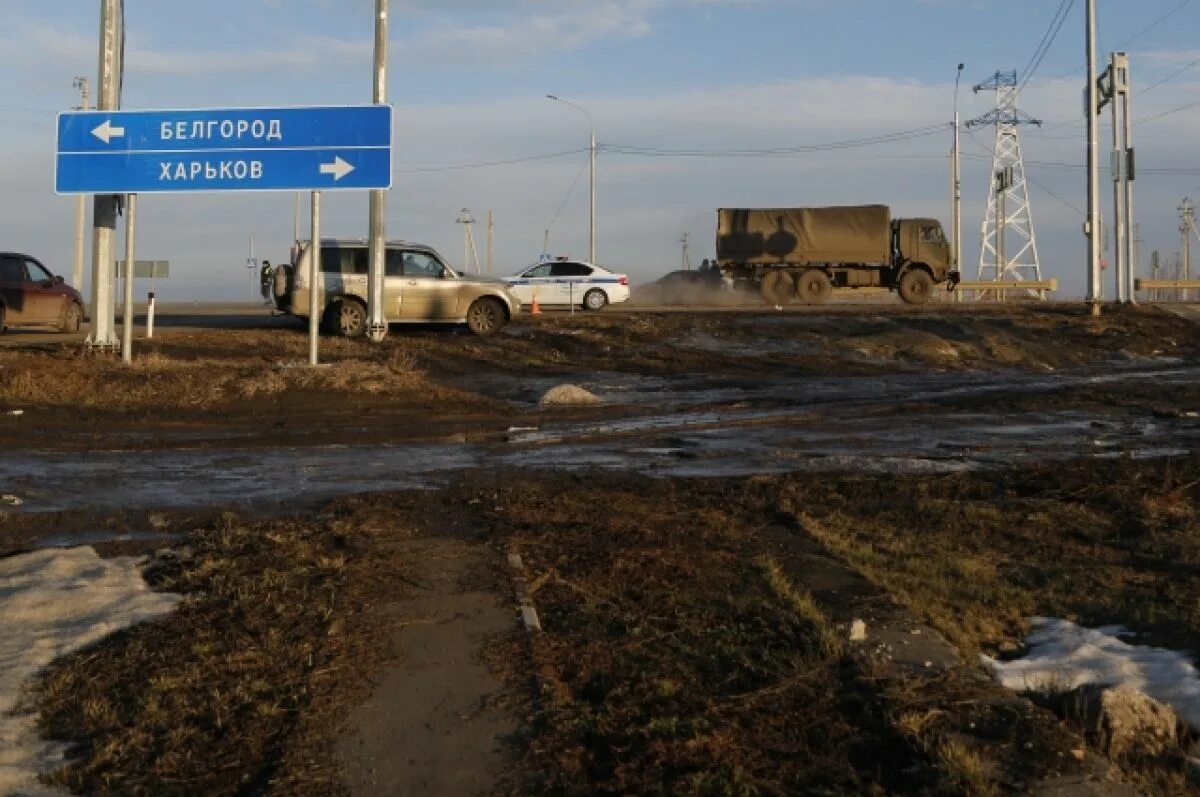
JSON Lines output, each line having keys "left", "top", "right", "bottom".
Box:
{"left": 366, "top": 0, "right": 389, "bottom": 342}
{"left": 953, "top": 63, "right": 964, "bottom": 303}
{"left": 1110, "top": 54, "right": 1126, "bottom": 304}
{"left": 488, "top": 210, "right": 494, "bottom": 274}
{"left": 88, "top": 0, "right": 120, "bottom": 350}
{"left": 309, "top": 192, "right": 322, "bottom": 366}
{"left": 121, "top": 194, "right": 136, "bottom": 364}
{"left": 1121, "top": 56, "right": 1137, "bottom": 305}
{"left": 1086, "top": 0, "right": 1102, "bottom": 315}
{"left": 294, "top": 192, "right": 301, "bottom": 244}
{"left": 72, "top": 77, "right": 90, "bottom": 292}
{"left": 955, "top": 66, "right": 964, "bottom": 282}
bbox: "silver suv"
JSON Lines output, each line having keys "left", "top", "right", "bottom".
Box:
{"left": 282, "top": 240, "right": 521, "bottom": 337}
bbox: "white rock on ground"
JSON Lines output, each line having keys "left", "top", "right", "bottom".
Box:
{"left": 539, "top": 384, "right": 602, "bottom": 408}
{"left": 0, "top": 547, "right": 181, "bottom": 797}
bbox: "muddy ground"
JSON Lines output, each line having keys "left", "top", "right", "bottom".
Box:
{"left": 3, "top": 305, "right": 1200, "bottom": 795}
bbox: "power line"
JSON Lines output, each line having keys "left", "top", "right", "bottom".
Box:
{"left": 1138, "top": 57, "right": 1200, "bottom": 95}
{"left": 545, "top": 154, "right": 590, "bottom": 233}
{"left": 394, "top": 147, "right": 588, "bottom": 175}
{"left": 1135, "top": 95, "right": 1200, "bottom": 123}
{"left": 601, "top": 123, "right": 947, "bottom": 158}
{"left": 1029, "top": 0, "right": 1196, "bottom": 89}
{"left": 1017, "top": 0, "right": 1078, "bottom": 95}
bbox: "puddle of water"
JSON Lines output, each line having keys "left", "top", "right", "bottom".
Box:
{"left": 37, "top": 529, "right": 172, "bottom": 550}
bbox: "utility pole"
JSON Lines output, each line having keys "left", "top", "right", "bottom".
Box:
{"left": 1086, "top": 0, "right": 1103, "bottom": 315}
{"left": 1133, "top": 223, "right": 1143, "bottom": 303}
{"left": 365, "top": 0, "right": 389, "bottom": 342}
{"left": 1121, "top": 56, "right": 1136, "bottom": 305}
{"left": 487, "top": 210, "right": 494, "bottom": 274}
{"left": 952, "top": 63, "right": 964, "bottom": 303}
{"left": 680, "top": 232, "right": 692, "bottom": 271}
{"left": 87, "top": 0, "right": 120, "bottom": 351}
{"left": 1151, "top": 249, "right": 1161, "bottom": 301}
{"left": 72, "top": 77, "right": 90, "bottom": 292}
{"left": 457, "top": 208, "right": 479, "bottom": 273}
{"left": 1099, "top": 52, "right": 1133, "bottom": 304}
{"left": 1183, "top": 198, "right": 1197, "bottom": 301}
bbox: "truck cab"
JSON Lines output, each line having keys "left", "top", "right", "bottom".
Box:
{"left": 894, "top": 219, "right": 954, "bottom": 283}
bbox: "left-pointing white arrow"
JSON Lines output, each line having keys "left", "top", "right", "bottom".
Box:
{"left": 319, "top": 156, "right": 355, "bottom": 181}
{"left": 91, "top": 120, "right": 125, "bottom": 144}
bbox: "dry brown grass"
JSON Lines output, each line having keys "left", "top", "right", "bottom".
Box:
{"left": 32, "top": 500, "right": 411, "bottom": 797}
{"left": 0, "top": 332, "right": 432, "bottom": 412}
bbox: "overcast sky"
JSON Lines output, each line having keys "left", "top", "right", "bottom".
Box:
{"left": 2, "top": 0, "right": 1198, "bottom": 299}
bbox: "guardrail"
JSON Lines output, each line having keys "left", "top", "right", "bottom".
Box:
{"left": 953, "top": 279, "right": 1059, "bottom": 293}
{"left": 1134, "top": 279, "right": 1200, "bottom": 291}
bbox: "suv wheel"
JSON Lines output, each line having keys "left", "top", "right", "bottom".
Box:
{"left": 60, "top": 302, "right": 83, "bottom": 333}
{"left": 334, "top": 300, "right": 367, "bottom": 337}
{"left": 466, "top": 298, "right": 506, "bottom": 336}
{"left": 583, "top": 289, "right": 608, "bottom": 311}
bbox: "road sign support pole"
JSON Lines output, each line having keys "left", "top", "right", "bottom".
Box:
{"left": 87, "top": 0, "right": 120, "bottom": 352}
{"left": 146, "top": 291, "right": 155, "bottom": 339}
{"left": 121, "top": 193, "right": 137, "bottom": 365}
{"left": 309, "top": 192, "right": 322, "bottom": 367}
{"left": 366, "top": 0, "right": 389, "bottom": 343}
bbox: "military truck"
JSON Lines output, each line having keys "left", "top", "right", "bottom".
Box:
{"left": 715, "top": 206, "right": 958, "bottom": 305}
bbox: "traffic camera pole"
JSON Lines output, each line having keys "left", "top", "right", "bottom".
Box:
{"left": 366, "top": 0, "right": 389, "bottom": 343}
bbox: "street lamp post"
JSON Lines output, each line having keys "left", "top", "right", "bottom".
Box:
{"left": 547, "top": 94, "right": 596, "bottom": 265}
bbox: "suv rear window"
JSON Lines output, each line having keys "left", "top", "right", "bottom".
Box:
{"left": 320, "top": 246, "right": 368, "bottom": 275}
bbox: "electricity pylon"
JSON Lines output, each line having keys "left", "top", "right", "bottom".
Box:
{"left": 966, "top": 71, "right": 1044, "bottom": 297}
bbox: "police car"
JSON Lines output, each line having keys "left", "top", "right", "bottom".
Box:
{"left": 504, "top": 259, "right": 630, "bottom": 311}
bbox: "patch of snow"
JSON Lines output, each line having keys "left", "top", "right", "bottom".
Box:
{"left": 983, "top": 617, "right": 1200, "bottom": 730}
{"left": 0, "top": 547, "right": 181, "bottom": 797}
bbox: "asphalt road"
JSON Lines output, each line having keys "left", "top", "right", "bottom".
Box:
{"left": 3, "top": 299, "right": 1198, "bottom": 349}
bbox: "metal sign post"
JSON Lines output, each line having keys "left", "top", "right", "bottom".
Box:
{"left": 121, "top": 194, "right": 137, "bottom": 364}
{"left": 309, "top": 192, "right": 321, "bottom": 367}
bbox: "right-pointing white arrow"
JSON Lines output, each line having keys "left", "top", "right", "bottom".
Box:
{"left": 319, "top": 156, "right": 355, "bottom": 181}
{"left": 91, "top": 120, "right": 125, "bottom": 144}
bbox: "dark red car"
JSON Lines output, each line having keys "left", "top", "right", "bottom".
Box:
{"left": 0, "top": 253, "right": 85, "bottom": 333}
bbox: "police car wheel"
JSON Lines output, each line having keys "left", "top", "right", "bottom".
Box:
{"left": 583, "top": 289, "right": 608, "bottom": 311}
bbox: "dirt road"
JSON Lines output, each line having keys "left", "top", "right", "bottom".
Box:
{"left": 4, "top": 305, "right": 1199, "bottom": 795}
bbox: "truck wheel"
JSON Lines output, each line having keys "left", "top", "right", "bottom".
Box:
{"left": 795, "top": 270, "right": 833, "bottom": 305}
{"left": 760, "top": 271, "right": 794, "bottom": 306}
{"left": 898, "top": 269, "right": 935, "bottom": 305}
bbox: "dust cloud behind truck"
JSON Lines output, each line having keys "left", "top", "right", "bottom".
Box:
{"left": 715, "top": 206, "right": 958, "bottom": 305}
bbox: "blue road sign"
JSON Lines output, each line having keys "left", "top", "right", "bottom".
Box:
{"left": 55, "top": 105, "right": 392, "bottom": 194}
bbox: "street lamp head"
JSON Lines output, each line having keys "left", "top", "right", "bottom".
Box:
{"left": 957, "top": 63, "right": 964, "bottom": 72}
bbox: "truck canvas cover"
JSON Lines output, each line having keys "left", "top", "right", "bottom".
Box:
{"left": 717, "top": 206, "right": 891, "bottom": 265}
